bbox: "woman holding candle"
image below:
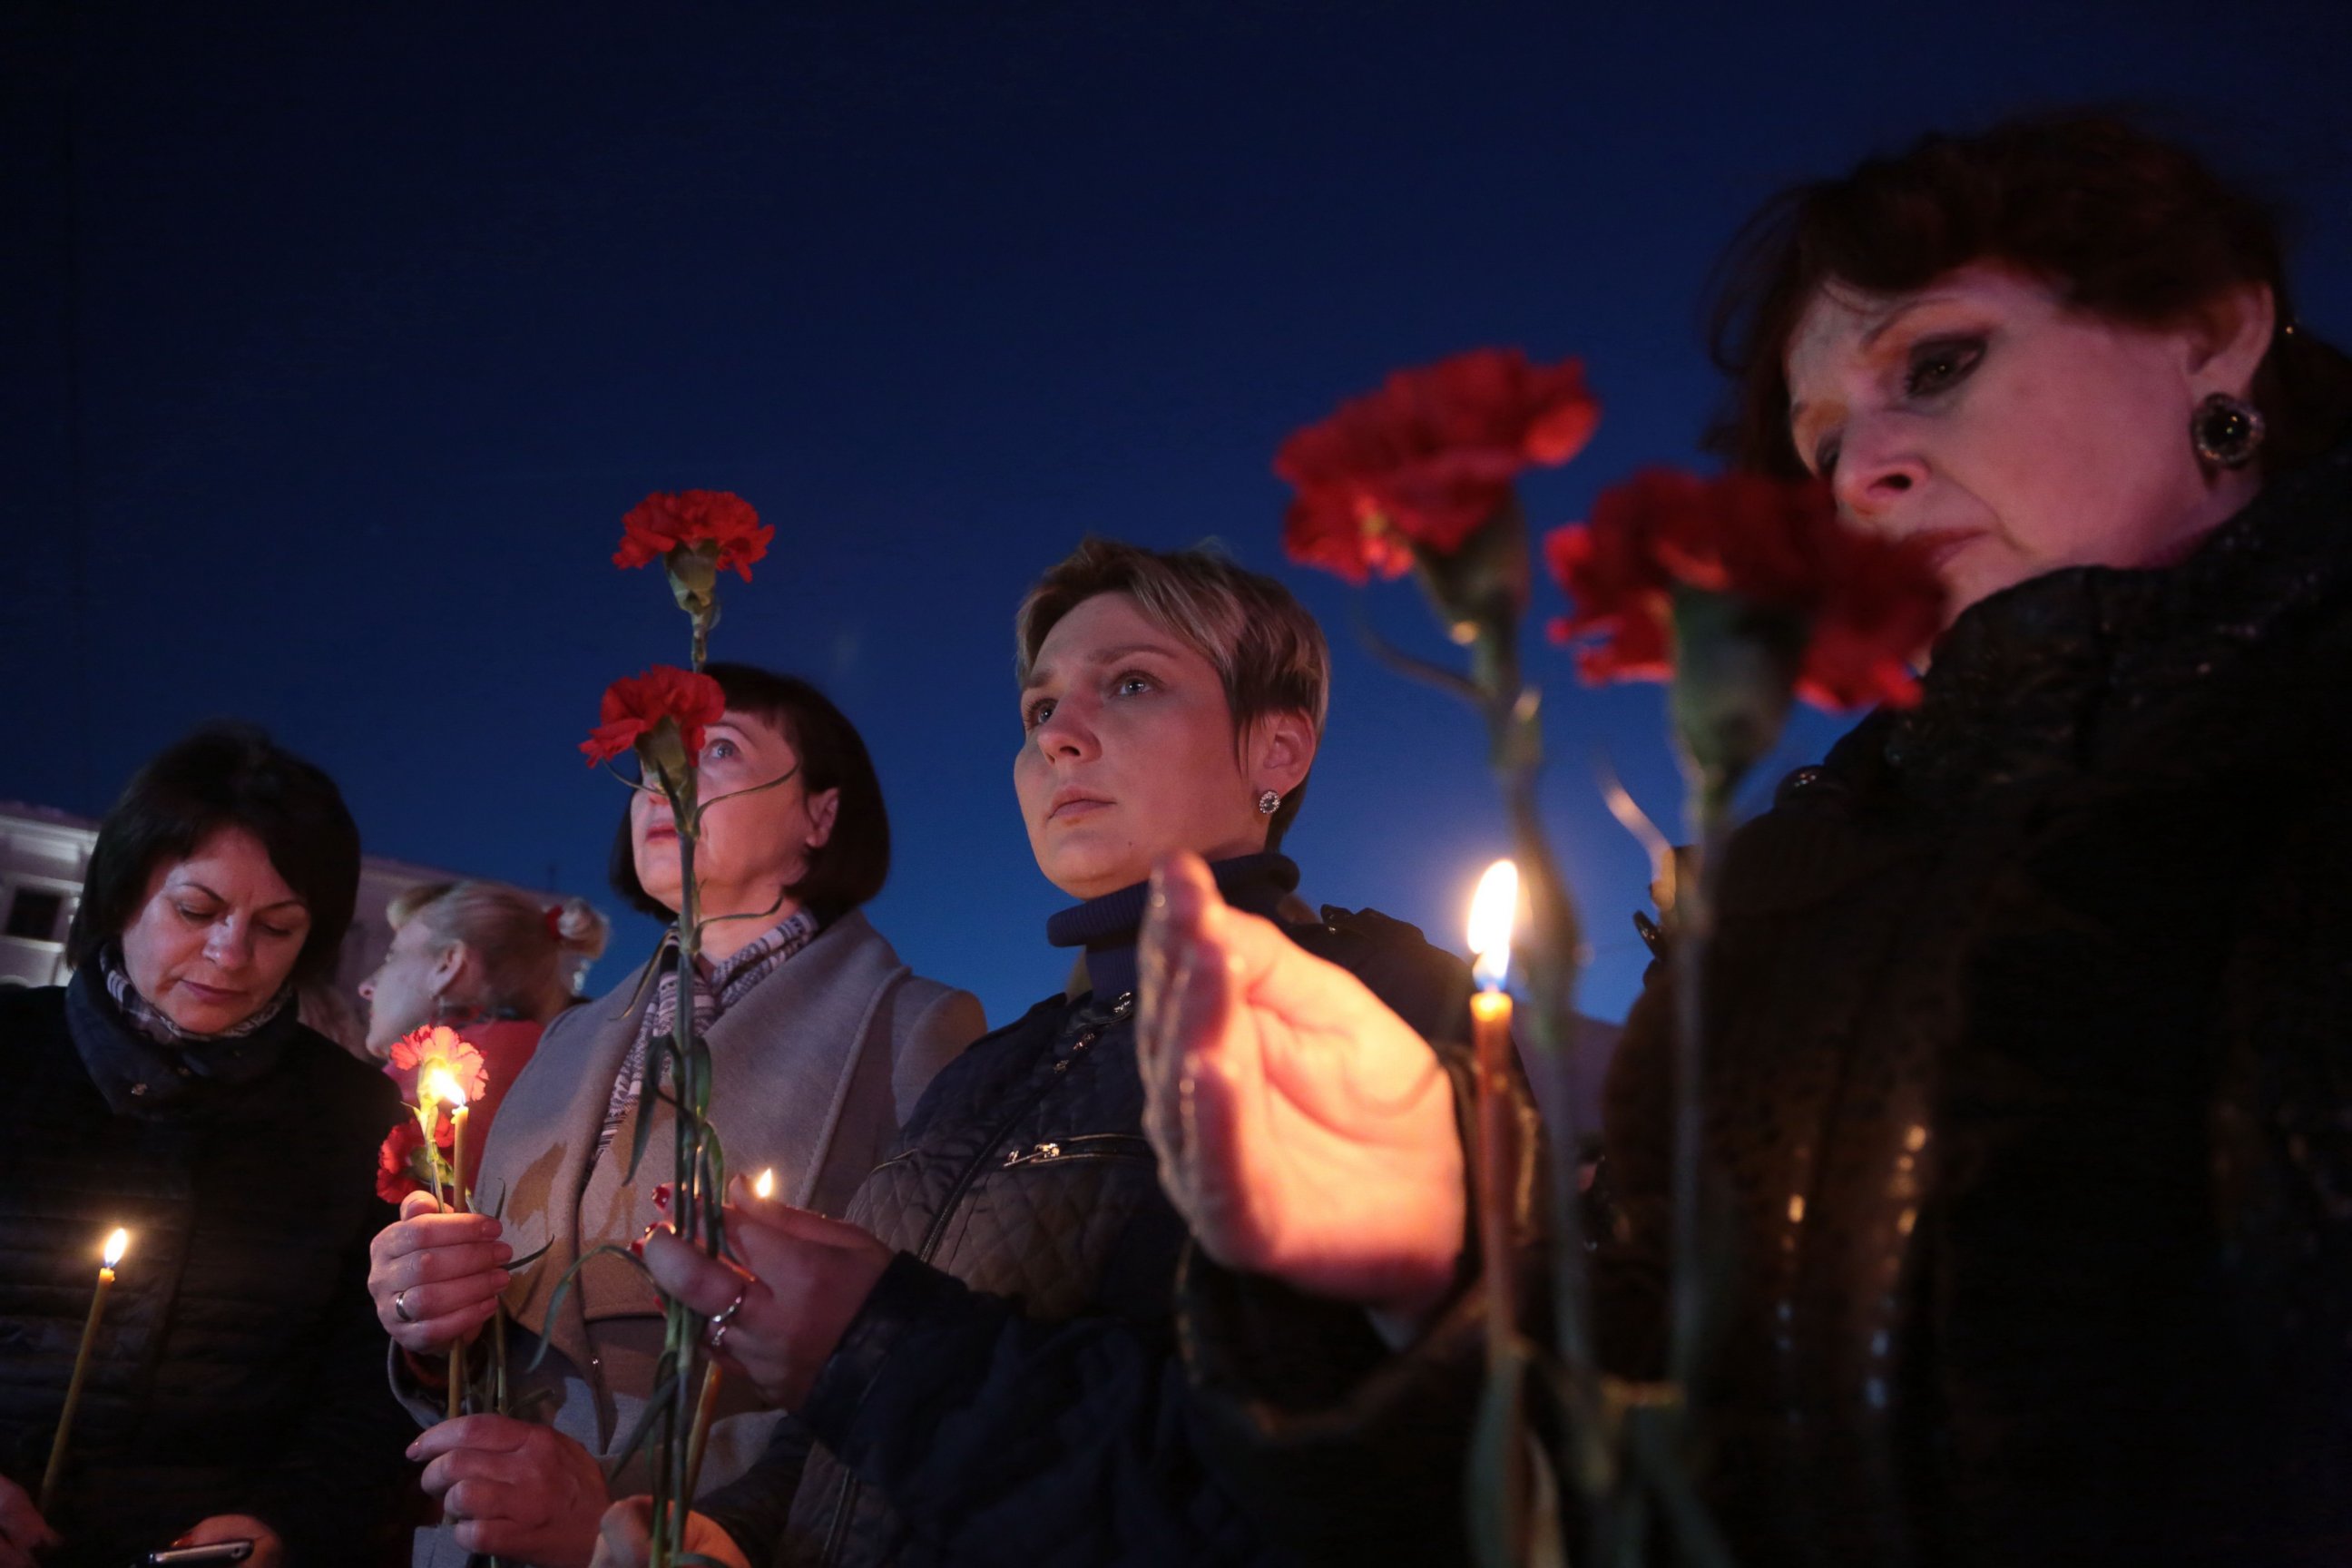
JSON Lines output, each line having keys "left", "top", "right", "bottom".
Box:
{"left": 605, "top": 540, "right": 1481, "bottom": 1567}
{"left": 1114, "top": 114, "right": 2352, "bottom": 1567}
{"left": 367, "top": 666, "right": 984, "bottom": 1568}
{"left": 359, "top": 879, "right": 612, "bottom": 1185}
{"left": 0, "top": 723, "right": 411, "bottom": 1568}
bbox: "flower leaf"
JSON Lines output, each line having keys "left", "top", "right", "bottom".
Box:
{"left": 524, "top": 1243, "right": 652, "bottom": 1373}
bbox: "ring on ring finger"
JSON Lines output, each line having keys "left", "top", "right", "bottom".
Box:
{"left": 708, "top": 1286, "right": 748, "bottom": 1351}
{"left": 394, "top": 1288, "right": 416, "bottom": 1324}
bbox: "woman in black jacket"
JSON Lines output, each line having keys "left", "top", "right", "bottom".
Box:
{"left": 0, "top": 725, "right": 411, "bottom": 1568}
{"left": 611, "top": 539, "right": 1477, "bottom": 1566}
{"left": 1135, "top": 114, "right": 2352, "bottom": 1568}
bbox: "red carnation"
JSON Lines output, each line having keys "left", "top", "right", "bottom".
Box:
{"left": 1544, "top": 467, "right": 1946, "bottom": 712}
{"left": 581, "top": 666, "right": 728, "bottom": 768}
{"left": 387, "top": 1024, "right": 490, "bottom": 1106}
{"left": 375, "top": 1117, "right": 454, "bottom": 1205}
{"left": 614, "top": 490, "right": 773, "bottom": 581}
{"left": 1277, "top": 348, "right": 1600, "bottom": 583}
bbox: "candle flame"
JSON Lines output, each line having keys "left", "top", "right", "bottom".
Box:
{"left": 103, "top": 1228, "right": 129, "bottom": 1268}
{"left": 753, "top": 1169, "right": 776, "bottom": 1200}
{"left": 423, "top": 1064, "right": 469, "bottom": 1109}
{"left": 1467, "top": 858, "right": 1519, "bottom": 991}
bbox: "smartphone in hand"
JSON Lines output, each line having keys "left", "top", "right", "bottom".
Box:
{"left": 139, "top": 1543, "right": 254, "bottom": 1566}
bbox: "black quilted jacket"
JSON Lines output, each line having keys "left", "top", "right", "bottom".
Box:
{"left": 0, "top": 971, "right": 412, "bottom": 1565}
{"left": 1161, "top": 451, "right": 2352, "bottom": 1568}
{"left": 701, "top": 858, "right": 1472, "bottom": 1567}
{"left": 1589, "top": 443, "right": 2352, "bottom": 1567}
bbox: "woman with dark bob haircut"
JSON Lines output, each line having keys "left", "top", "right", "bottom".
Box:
{"left": 369, "top": 663, "right": 984, "bottom": 1568}
{"left": 1103, "top": 113, "right": 2352, "bottom": 1568}
{"left": 0, "top": 723, "right": 412, "bottom": 1568}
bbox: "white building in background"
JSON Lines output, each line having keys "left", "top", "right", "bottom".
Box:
{"left": 0, "top": 801, "right": 603, "bottom": 1028}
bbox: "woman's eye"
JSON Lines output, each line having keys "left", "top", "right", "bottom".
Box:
{"left": 703, "top": 739, "right": 738, "bottom": 761}
{"left": 1023, "top": 698, "right": 1055, "bottom": 730}
{"left": 174, "top": 903, "right": 213, "bottom": 925}
{"left": 1112, "top": 672, "right": 1154, "bottom": 698}
{"left": 258, "top": 923, "right": 296, "bottom": 941}
{"left": 1904, "top": 336, "right": 1984, "bottom": 397}
{"left": 1812, "top": 435, "right": 1842, "bottom": 480}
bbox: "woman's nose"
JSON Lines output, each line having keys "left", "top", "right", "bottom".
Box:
{"left": 1036, "top": 698, "right": 1099, "bottom": 760}
{"left": 1832, "top": 422, "right": 1930, "bottom": 524}
{"left": 206, "top": 919, "right": 254, "bottom": 969}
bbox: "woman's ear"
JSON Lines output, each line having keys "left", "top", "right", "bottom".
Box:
{"left": 805, "top": 788, "right": 841, "bottom": 851}
{"left": 2184, "top": 280, "right": 2278, "bottom": 397}
{"left": 1249, "top": 710, "right": 1318, "bottom": 798}
{"left": 428, "top": 940, "right": 468, "bottom": 999}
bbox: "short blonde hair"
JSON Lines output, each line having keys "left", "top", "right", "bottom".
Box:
{"left": 388, "top": 881, "right": 610, "bottom": 1023}
{"left": 1014, "top": 538, "right": 1330, "bottom": 846}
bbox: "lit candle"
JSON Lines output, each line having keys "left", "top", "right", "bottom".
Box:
{"left": 41, "top": 1228, "right": 129, "bottom": 1514}
{"left": 1465, "top": 859, "right": 1519, "bottom": 1359}
{"left": 423, "top": 1065, "right": 471, "bottom": 1216}
{"left": 752, "top": 1168, "right": 775, "bottom": 1201}
{"left": 423, "top": 1066, "right": 472, "bottom": 1419}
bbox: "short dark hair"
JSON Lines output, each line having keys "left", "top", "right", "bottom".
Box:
{"left": 1708, "top": 111, "right": 2352, "bottom": 475}
{"left": 1014, "top": 538, "right": 1330, "bottom": 849}
{"left": 68, "top": 723, "right": 362, "bottom": 989}
{"left": 607, "top": 663, "right": 891, "bottom": 923}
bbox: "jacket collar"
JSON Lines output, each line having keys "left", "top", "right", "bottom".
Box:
{"left": 1877, "top": 441, "right": 2352, "bottom": 806}
{"left": 64, "top": 961, "right": 299, "bottom": 1119}
{"left": 1044, "top": 852, "right": 1300, "bottom": 1001}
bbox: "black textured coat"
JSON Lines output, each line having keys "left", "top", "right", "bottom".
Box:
{"left": 1595, "top": 445, "right": 2352, "bottom": 1566}
{"left": 701, "top": 870, "right": 1472, "bottom": 1568}
{"left": 0, "top": 975, "right": 412, "bottom": 1565}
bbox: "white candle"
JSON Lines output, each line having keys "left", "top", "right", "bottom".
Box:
{"left": 41, "top": 1228, "right": 129, "bottom": 1513}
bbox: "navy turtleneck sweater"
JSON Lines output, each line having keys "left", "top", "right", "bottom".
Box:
{"left": 1043, "top": 852, "right": 1300, "bottom": 1002}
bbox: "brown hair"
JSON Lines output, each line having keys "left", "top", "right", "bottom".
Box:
{"left": 388, "top": 881, "right": 610, "bottom": 1022}
{"left": 69, "top": 723, "right": 359, "bottom": 989}
{"left": 1015, "top": 538, "right": 1330, "bottom": 848}
{"left": 1708, "top": 112, "right": 2352, "bottom": 475}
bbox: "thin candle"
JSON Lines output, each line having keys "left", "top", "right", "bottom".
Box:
{"left": 423, "top": 1066, "right": 472, "bottom": 1419}
{"left": 1465, "top": 859, "right": 1520, "bottom": 1366}
{"left": 423, "top": 1066, "right": 471, "bottom": 1216}
{"left": 41, "top": 1227, "right": 129, "bottom": 1514}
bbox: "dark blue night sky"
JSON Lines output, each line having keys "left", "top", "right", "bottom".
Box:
{"left": 5, "top": 0, "right": 2348, "bottom": 1032}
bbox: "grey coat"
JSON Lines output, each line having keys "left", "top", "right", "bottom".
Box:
{"left": 405, "top": 909, "right": 983, "bottom": 1567}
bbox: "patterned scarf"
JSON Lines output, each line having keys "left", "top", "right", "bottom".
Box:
{"left": 593, "top": 907, "right": 821, "bottom": 1161}
{"left": 100, "top": 942, "right": 294, "bottom": 1046}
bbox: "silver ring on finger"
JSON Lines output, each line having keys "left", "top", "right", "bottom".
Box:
{"left": 394, "top": 1287, "right": 416, "bottom": 1324}
{"left": 708, "top": 1285, "right": 748, "bottom": 1351}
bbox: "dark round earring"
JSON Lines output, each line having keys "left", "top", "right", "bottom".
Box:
{"left": 2191, "top": 393, "right": 2266, "bottom": 470}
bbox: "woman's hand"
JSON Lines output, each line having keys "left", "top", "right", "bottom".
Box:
{"left": 635, "top": 1182, "right": 893, "bottom": 1412}
{"left": 410, "top": 1414, "right": 608, "bottom": 1567}
{"left": 1139, "top": 852, "right": 1467, "bottom": 1335}
{"left": 174, "top": 1514, "right": 283, "bottom": 1568}
{"left": 0, "top": 1475, "right": 58, "bottom": 1568}
{"left": 368, "top": 1191, "right": 510, "bottom": 1354}
{"left": 590, "top": 1499, "right": 751, "bottom": 1568}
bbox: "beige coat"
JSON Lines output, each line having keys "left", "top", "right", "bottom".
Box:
{"left": 406, "top": 910, "right": 982, "bottom": 1566}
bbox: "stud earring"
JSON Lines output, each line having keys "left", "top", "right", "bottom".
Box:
{"left": 2191, "top": 392, "right": 2265, "bottom": 470}
{"left": 1256, "top": 789, "right": 1281, "bottom": 816}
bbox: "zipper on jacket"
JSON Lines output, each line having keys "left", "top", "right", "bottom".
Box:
{"left": 1002, "top": 1132, "right": 1156, "bottom": 1168}
{"left": 822, "top": 992, "right": 1134, "bottom": 1565}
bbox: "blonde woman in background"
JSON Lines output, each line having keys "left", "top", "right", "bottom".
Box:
{"left": 360, "top": 880, "right": 612, "bottom": 1180}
